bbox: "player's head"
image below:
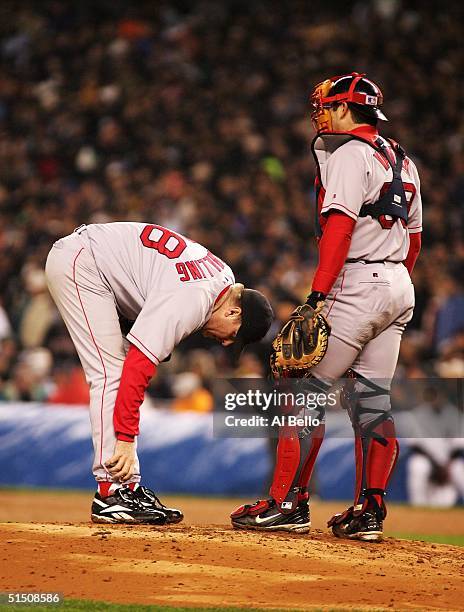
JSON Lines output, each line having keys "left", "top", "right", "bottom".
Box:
{"left": 310, "top": 72, "right": 387, "bottom": 133}
{"left": 202, "top": 285, "right": 274, "bottom": 356}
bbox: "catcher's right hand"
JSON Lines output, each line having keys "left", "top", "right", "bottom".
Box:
{"left": 270, "top": 296, "right": 331, "bottom": 379}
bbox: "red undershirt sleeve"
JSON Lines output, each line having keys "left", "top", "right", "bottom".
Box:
{"left": 404, "top": 232, "right": 421, "bottom": 275}
{"left": 113, "top": 344, "right": 157, "bottom": 442}
{"left": 311, "top": 212, "right": 356, "bottom": 295}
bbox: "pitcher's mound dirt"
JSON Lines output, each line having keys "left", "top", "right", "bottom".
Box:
{"left": 1, "top": 493, "right": 463, "bottom": 610}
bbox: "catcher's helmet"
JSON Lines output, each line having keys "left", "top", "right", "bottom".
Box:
{"left": 310, "top": 72, "right": 388, "bottom": 133}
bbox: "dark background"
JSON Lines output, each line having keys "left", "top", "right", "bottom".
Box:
{"left": 0, "top": 0, "right": 463, "bottom": 403}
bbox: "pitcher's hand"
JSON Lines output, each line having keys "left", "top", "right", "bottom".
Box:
{"left": 105, "top": 440, "right": 135, "bottom": 482}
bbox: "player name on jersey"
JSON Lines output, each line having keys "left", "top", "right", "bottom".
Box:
{"left": 176, "top": 251, "right": 226, "bottom": 282}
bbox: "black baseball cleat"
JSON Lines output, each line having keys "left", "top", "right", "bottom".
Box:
{"left": 230, "top": 497, "right": 310, "bottom": 533}
{"left": 328, "top": 505, "right": 383, "bottom": 542}
{"left": 133, "top": 485, "right": 184, "bottom": 524}
{"left": 91, "top": 486, "right": 167, "bottom": 525}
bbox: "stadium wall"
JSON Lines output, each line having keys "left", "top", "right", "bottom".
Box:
{"left": 0, "top": 403, "right": 408, "bottom": 500}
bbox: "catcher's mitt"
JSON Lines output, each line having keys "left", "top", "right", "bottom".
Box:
{"left": 270, "top": 304, "right": 331, "bottom": 378}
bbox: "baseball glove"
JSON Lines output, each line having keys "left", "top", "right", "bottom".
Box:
{"left": 270, "top": 303, "right": 331, "bottom": 378}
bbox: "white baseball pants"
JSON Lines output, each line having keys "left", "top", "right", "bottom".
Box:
{"left": 312, "top": 260, "right": 415, "bottom": 386}
{"left": 45, "top": 230, "right": 141, "bottom": 485}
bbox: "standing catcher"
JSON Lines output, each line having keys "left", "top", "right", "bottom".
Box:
{"left": 231, "top": 72, "right": 422, "bottom": 541}
{"left": 46, "top": 222, "right": 273, "bottom": 524}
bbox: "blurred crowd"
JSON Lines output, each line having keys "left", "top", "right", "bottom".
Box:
{"left": 0, "top": 0, "right": 464, "bottom": 407}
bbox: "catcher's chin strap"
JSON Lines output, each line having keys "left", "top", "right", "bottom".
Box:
{"left": 341, "top": 369, "right": 399, "bottom": 520}
{"left": 269, "top": 377, "right": 329, "bottom": 513}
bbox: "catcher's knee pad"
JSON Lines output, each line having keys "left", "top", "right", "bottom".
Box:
{"left": 341, "top": 370, "right": 399, "bottom": 517}
{"left": 269, "top": 377, "right": 328, "bottom": 513}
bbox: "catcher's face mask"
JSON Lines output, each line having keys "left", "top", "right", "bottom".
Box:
{"left": 310, "top": 72, "right": 386, "bottom": 133}
{"left": 310, "top": 78, "right": 335, "bottom": 133}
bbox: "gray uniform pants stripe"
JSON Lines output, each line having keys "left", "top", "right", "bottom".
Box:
{"left": 45, "top": 232, "right": 141, "bottom": 483}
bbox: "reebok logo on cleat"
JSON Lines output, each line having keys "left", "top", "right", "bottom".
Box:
{"left": 100, "top": 505, "right": 135, "bottom": 513}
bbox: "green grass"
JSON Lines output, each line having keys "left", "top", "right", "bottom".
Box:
{"left": 0, "top": 601, "right": 314, "bottom": 612}
{"left": 0, "top": 603, "right": 372, "bottom": 612}
{"left": 389, "top": 533, "right": 464, "bottom": 546}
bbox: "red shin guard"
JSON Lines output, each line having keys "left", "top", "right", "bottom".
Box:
{"left": 270, "top": 423, "right": 325, "bottom": 511}
{"left": 365, "top": 419, "right": 399, "bottom": 511}
{"left": 297, "top": 423, "right": 325, "bottom": 493}
{"left": 354, "top": 418, "right": 399, "bottom": 516}
{"left": 353, "top": 435, "right": 364, "bottom": 505}
{"left": 269, "top": 426, "right": 300, "bottom": 504}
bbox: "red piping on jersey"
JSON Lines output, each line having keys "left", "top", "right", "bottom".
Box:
{"left": 214, "top": 284, "right": 232, "bottom": 305}
{"left": 126, "top": 285, "right": 231, "bottom": 368}
{"left": 373, "top": 150, "right": 390, "bottom": 170}
{"left": 321, "top": 202, "right": 358, "bottom": 219}
{"left": 326, "top": 270, "right": 346, "bottom": 319}
{"left": 126, "top": 332, "right": 160, "bottom": 365}
{"left": 73, "top": 247, "right": 109, "bottom": 477}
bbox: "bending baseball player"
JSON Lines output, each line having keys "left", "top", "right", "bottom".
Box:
{"left": 231, "top": 72, "right": 422, "bottom": 541}
{"left": 46, "top": 222, "right": 273, "bottom": 524}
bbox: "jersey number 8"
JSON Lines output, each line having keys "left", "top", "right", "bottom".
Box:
{"left": 140, "top": 225, "right": 187, "bottom": 259}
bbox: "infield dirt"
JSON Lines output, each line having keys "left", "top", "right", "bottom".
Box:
{"left": 1, "top": 492, "right": 463, "bottom": 610}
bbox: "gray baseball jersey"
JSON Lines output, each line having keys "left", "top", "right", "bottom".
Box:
{"left": 310, "top": 132, "right": 422, "bottom": 388}
{"left": 85, "top": 222, "right": 235, "bottom": 364}
{"left": 45, "top": 222, "right": 234, "bottom": 484}
{"left": 314, "top": 134, "right": 422, "bottom": 261}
